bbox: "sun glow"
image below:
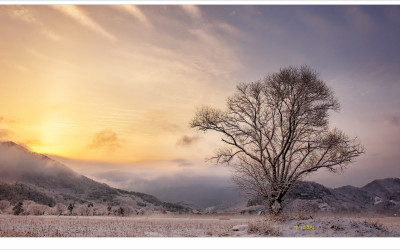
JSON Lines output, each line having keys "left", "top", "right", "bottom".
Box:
{"left": 27, "top": 119, "right": 65, "bottom": 155}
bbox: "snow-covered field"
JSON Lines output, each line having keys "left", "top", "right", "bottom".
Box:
{"left": 0, "top": 214, "right": 399, "bottom": 237}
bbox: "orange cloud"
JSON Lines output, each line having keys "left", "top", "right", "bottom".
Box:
{"left": 88, "top": 129, "right": 121, "bottom": 150}
{"left": 7, "top": 6, "right": 61, "bottom": 41}
{"left": 112, "top": 5, "right": 152, "bottom": 27}
{"left": 181, "top": 5, "right": 202, "bottom": 20}
{"left": 52, "top": 5, "right": 116, "bottom": 41}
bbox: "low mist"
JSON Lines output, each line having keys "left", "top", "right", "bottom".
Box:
{"left": 0, "top": 141, "right": 76, "bottom": 182}
{"left": 90, "top": 170, "right": 244, "bottom": 209}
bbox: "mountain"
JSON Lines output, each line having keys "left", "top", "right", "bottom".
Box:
{"left": 1, "top": 141, "right": 399, "bottom": 216}
{"left": 361, "top": 178, "right": 400, "bottom": 201}
{"left": 242, "top": 178, "right": 400, "bottom": 215}
{"left": 0, "top": 141, "right": 193, "bottom": 214}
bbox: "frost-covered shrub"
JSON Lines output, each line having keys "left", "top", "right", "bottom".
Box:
{"left": 26, "top": 203, "right": 48, "bottom": 215}
{"left": 248, "top": 219, "right": 281, "bottom": 236}
{"left": 0, "top": 200, "right": 10, "bottom": 213}
{"left": 46, "top": 203, "right": 67, "bottom": 216}
{"left": 72, "top": 204, "right": 87, "bottom": 216}
{"left": 93, "top": 205, "right": 108, "bottom": 216}
{"left": 21, "top": 200, "right": 49, "bottom": 215}
{"left": 55, "top": 203, "right": 67, "bottom": 216}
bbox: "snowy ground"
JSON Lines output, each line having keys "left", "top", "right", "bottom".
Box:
{"left": 0, "top": 214, "right": 399, "bottom": 237}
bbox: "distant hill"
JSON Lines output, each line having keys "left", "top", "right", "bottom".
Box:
{"left": 240, "top": 178, "right": 400, "bottom": 215}
{"left": 0, "top": 141, "right": 193, "bottom": 214}
{"left": 1, "top": 141, "right": 399, "bottom": 216}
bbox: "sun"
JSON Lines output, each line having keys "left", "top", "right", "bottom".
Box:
{"left": 27, "top": 118, "right": 71, "bottom": 156}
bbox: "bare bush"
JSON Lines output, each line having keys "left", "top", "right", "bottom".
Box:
{"left": 0, "top": 200, "right": 10, "bottom": 213}
{"left": 248, "top": 219, "right": 281, "bottom": 236}
{"left": 362, "top": 220, "right": 388, "bottom": 232}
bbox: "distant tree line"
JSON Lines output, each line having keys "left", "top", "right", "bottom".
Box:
{"left": 0, "top": 199, "right": 164, "bottom": 217}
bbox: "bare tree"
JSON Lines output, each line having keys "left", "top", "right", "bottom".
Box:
{"left": 191, "top": 66, "right": 364, "bottom": 216}
{"left": 67, "top": 203, "right": 74, "bottom": 215}
{"left": 85, "top": 203, "right": 94, "bottom": 216}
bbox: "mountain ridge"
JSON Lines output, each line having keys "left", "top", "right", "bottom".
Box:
{"left": 0, "top": 141, "right": 193, "bottom": 214}
{"left": 1, "top": 141, "right": 399, "bottom": 215}
{"left": 238, "top": 178, "right": 400, "bottom": 215}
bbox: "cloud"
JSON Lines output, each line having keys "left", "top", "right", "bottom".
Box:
{"left": 0, "top": 141, "right": 76, "bottom": 182}
{"left": 25, "top": 48, "right": 74, "bottom": 67}
{"left": 88, "top": 170, "right": 242, "bottom": 208}
{"left": 138, "top": 110, "right": 181, "bottom": 133}
{"left": 41, "top": 29, "right": 61, "bottom": 41}
{"left": 186, "top": 28, "right": 242, "bottom": 77}
{"left": 8, "top": 6, "right": 36, "bottom": 23}
{"left": 7, "top": 6, "right": 61, "bottom": 41}
{"left": 176, "top": 135, "right": 201, "bottom": 146}
{"left": 171, "top": 158, "right": 194, "bottom": 167}
{"left": 88, "top": 129, "right": 121, "bottom": 150}
{"left": 214, "top": 21, "right": 243, "bottom": 37}
{"left": 296, "top": 8, "right": 339, "bottom": 34}
{"left": 51, "top": 5, "right": 116, "bottom": 41}
{"left": 181, "top": 5, "right": 202, "bottom": 20}
{"left": 343, "top": 6, "right": 375, "bottom": 33}
{"left": 112, "top": 5, "right": 152, "bottom": 27}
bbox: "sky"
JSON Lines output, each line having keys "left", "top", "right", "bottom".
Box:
{"left": 0, "top": 5, "right": 400, "bottom": 204}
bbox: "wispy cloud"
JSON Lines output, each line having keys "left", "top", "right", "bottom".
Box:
{"left": 343, "top": 6, "right": 375, "bottom": 33}
{"left": 87, "top": 169, "right": 240, "bottom": 208}
{"left": 187, "top": 28, "right": 242, "bottom": 77}
{"left": 296, "top": 8, "right": 339, "bottom": 34}
{"left": 8, "top": 6, "right": 36, "bottom": 23}
{"left": 214, "top": 21, "right": 243, "bottom": 37}
{"left": 138, "top": 110, "right": 181, "bottom": 133}
{"left": 112, "top": 5, "right": 152, "bottom": 27}
{"left": 7, "top": 6, "right": 61, "bottom": 41}
{"left": 171, "top": 158, "right": 194, "bottom": 167}
{"left": 176, "top": 135, "right": 200, "bottom": 146}
{"left": 25, "top": 48, "right": 74, "bottom": 67}
{"left": 52, "top": 5, "right": 116, "bottom": 41}
{"left": 88, "top": 129, "right": 121, "bottom": 150}
{"left": 181, "top": 5, "right": 202, "bottom": 20}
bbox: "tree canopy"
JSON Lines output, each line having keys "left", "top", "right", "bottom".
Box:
{"left": 191, "top": 66, "right": 364, "bottom": 215}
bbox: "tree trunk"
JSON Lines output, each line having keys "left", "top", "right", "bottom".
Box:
{"left": 268, "top": 196, "right": 283, "bottom": 216}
